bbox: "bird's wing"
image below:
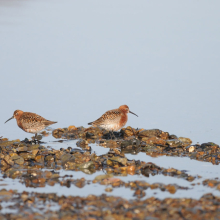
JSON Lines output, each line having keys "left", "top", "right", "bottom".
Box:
{"left": 20, "top": 112, "right": 56, "bottom": 128}
{"left": 90, "top": 109, "right": 122, "bottom": 126}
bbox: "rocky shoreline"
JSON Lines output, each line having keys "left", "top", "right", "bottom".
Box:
{"left": 0, "top": 189, "right": 220, "bottom": 220}
{"left": 0, "top": 126, "right": 220, "bottom": 219}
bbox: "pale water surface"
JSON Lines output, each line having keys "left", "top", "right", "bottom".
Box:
{"left": 0, "top": 0, "right": 220, "bottom": 144}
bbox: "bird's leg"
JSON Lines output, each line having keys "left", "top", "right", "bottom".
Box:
{"left": 33, "top": 133, "right": 38, "bottom": 144}
{"left": 131, "top": 128, "right": 137, "bottom": 139}
{"left": 111, "top": 131, "right": 116, "bottom": 140}
{"left": 109, "top": 131, "right": 112, "bottom": 140}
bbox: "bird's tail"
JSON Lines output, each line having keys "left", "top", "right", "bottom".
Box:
{"left": 44, "top": 121, "right": 57, "bottom": 126}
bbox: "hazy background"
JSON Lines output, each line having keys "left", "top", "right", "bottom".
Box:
{"left": 0, "top": 0, "right": 220, "bottom": 144}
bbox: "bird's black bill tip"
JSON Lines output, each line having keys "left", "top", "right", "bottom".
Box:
{"left": 5, "top": 116, "right": 14, "bottom": 124}
{"left": 129, "top": 111, "right": 138, "bottom": 117}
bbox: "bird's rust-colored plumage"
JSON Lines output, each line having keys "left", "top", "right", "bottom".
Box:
{"left": 88, "top": 105, "right": 138, "bottom": 131}
{"left": 5, "top": 110, "right": 57, "bottom": 134}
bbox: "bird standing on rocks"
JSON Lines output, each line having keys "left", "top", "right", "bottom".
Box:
{"left": 5, "top": 110, "right": 57, "bottom": 140}
{"left": 88, "top": 105, "right": 138, "bottom": 138}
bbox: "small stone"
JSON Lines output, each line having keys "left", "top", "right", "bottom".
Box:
{"left": 78, "top": 161, "right": 94, "bottom": 169}
{"left": 110, "top": 156, "right": 127, "bottom": 166}
{"left": 35, "top": 155, "right": 44, "bottom": 163}
{"left": 4, "top": 155, "right": 14, "bottom": 166}
{"left": 45, "top": 155, "right": 54, "bottom": 162}
{"left": 178, "top": 137, "right": 192, "bottom": 147}
{"left": 142, "top": 137, "right": 166, "bottom": 146}
{"left": 95, "top": 174, "right": 114, "bottom": 181}
{"left": 105, "top": 187, "right": 113, "bottom": 192}
{"left": 11, "top": 155, "right": 24, "bottom": 165}
{"left": 68, "top": 126, "right": 77, "bottom": 131}
{"left": 138, "top": 129, "right": 162, "bottom": 138}
{"left": 186, "top": 146, "right": 195, "bottom": 152}
{"left": 127, "top": 165, "right": 135, "bottom": 171}
{"left": 166, "top": 139, "right": 182, "bottom": 148}
{"left": 166, "top": 185, "right": 176, "bottom": 194}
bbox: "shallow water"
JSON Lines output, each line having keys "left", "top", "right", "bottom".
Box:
{"left": 1, "top": 133, "right": 220, "bottom": 202}
{"left": 0, "top": 0, "right": 220, "bottom": 203}
{"left": 1, "top": 147, "right": 220, "bottom": 201}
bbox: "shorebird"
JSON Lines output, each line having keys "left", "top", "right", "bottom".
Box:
{"left": 88, "top": 105, "right": 138, "bottom": 138}
{"left": 5, "top": 110, "right": 57, "bottom": 139}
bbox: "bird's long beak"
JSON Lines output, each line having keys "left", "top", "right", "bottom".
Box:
{"left": 5, "top": 116, "right": 14, "bottom": 124}
{"left": 129, "top": 111, "right": 138, "bottom": 117}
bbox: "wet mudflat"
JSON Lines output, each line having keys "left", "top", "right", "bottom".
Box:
{"left": 0, "top": 126, "right": 220, "bottom": 219}
{"left": 0, "top": 189, "right": 220, "bottom": 220}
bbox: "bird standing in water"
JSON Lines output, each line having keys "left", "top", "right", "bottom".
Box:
{"left": 5, "top": 110, "right": 57, "bottom": 140}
